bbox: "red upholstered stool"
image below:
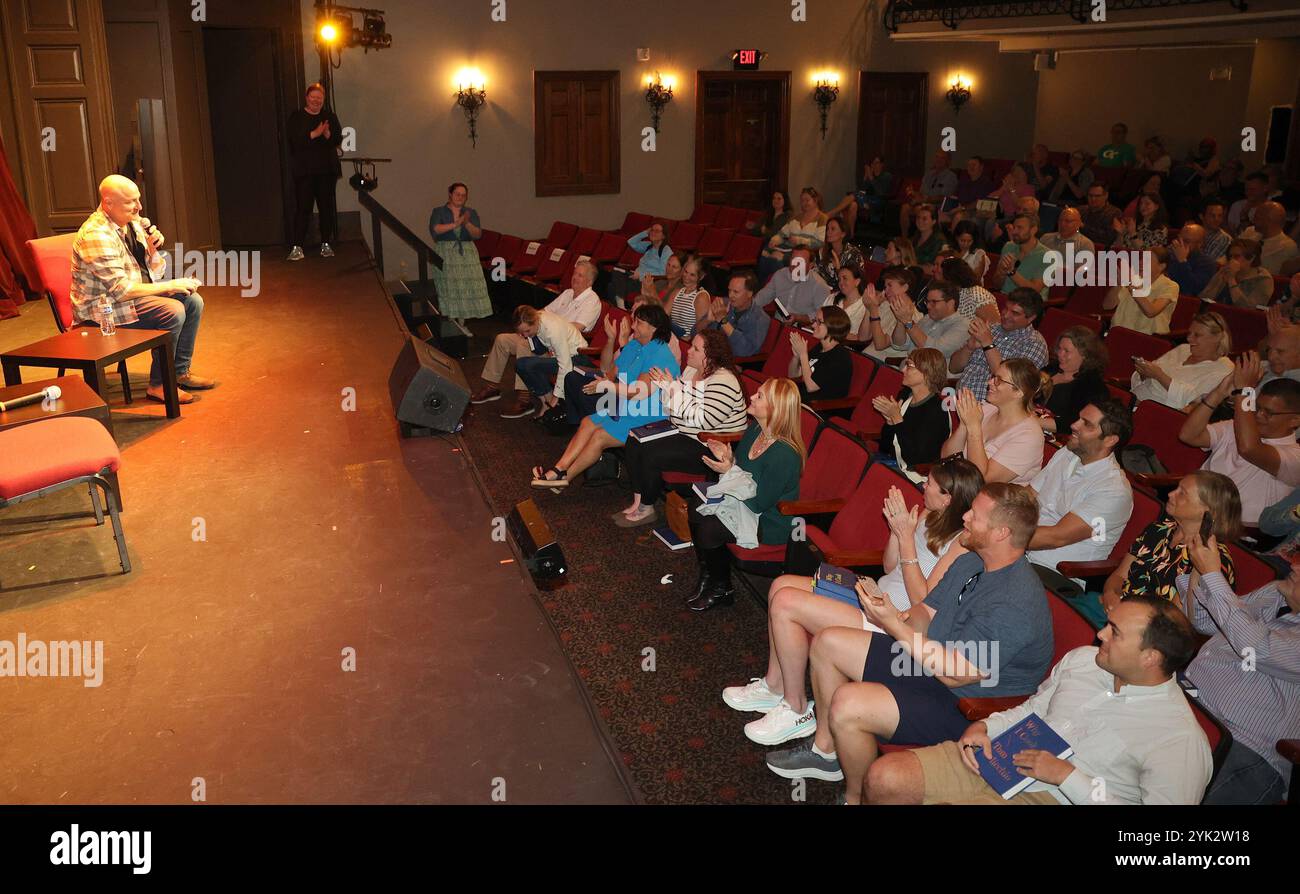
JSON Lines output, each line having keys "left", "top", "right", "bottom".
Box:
{"left": 0, "top": 416, "right": 130, "bottom": 574}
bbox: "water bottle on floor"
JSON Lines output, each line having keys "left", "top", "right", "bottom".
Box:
{"left": 99, "top": 298, "right": 115, "bottom": 336}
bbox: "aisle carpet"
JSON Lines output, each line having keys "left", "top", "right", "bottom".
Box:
{"left": 456, "top": 324, "right": 838, "bottom": 806}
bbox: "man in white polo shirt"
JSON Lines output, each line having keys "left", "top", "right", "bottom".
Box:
{"left": 1026, "top": 399, "right": 1134, "bottom": 583}
{"left": 470, "top": 259, "right": 600, "bottom": 413}
{"left": 1180, "top": 353, "right": 1300, "bottom": 526}
{"left": 867, "top": 280, "right": 968, "bottom": 364}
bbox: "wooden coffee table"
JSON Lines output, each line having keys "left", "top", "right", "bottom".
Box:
{"left": 0, "top": 375, "right": 113, "bottom": 437}
{"left": 1, "top": 328, "right": 180, "bottom": 418}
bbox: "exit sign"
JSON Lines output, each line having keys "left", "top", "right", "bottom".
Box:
{"left": 732, "top": 49, "right": 762, "bottom": 70}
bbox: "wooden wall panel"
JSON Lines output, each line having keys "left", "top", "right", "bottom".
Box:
{"left": 1, "top": 0, "right": 117, "bottom": 233}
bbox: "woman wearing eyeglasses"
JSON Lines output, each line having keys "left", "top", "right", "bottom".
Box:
{"left": 874, "top": 348, "right": 952, "bottom": 479}
{"left": 1199, "top": 238, "right": 1274, "bottom": 308}
{"left": 942, "top": 357, "right": 1049, "bottom": 485}
{"left": 788, "top": 305, "right": 853, "bottom": 402}
{"left": 721, "top": 458, "right": 984, "bottom": 746}
{"left": 1131, "top": 311, "right": 1234, "bottom": 410}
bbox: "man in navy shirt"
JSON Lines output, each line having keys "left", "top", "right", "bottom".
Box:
{"left": 1166, "top": 224, "right": 1219, "bottom": 297}
{"left": 766, "top": 482, "right": 1054, "bottom": 802}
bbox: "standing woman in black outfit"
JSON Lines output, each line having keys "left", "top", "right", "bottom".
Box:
{"left": 286, "top": 83, "right": 343, "bottom": 261}
{"left": 1038, "top": 325, "right": 1109, "bottom": 437}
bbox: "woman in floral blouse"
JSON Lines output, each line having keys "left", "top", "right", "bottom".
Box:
{"left": 1082, "top": 471, "right": 1243, "bottom": 628}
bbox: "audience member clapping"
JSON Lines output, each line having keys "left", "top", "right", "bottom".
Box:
{"left": 943, "top": 360, "right": 1050, "bottom": 485}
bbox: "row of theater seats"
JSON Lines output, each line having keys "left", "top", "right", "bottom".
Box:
{"left": 471, "top": 205, "right": 769, "bottom": 301}
{"left": 565, "top": 263, "right": 1287, "bottom": 797}
{"left": 687, "top": 391, "right": 1244, "bottom": 790}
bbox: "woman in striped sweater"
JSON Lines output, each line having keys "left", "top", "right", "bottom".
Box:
{"left": 615, "top": 328, "right": 749, "bottom": 527}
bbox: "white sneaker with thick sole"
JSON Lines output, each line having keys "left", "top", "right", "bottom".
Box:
{"left": 722, "top": 677, "right": 783, "bottom": 713}
{"left": 287, "top": 246, "right": 305, "bottom": 261}
{"left": 745, "top": 700, "right": 816, "bottom": 746}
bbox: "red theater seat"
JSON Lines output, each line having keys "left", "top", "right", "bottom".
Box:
{"left": 1103, "top": 327, "right": 1169, "bottom": 384}
{"left": 688, "top": 204, "right": 721, "bottom": 226}
{"left": 714, "top": 207, "right": 749, "bottom": 230}
{"left": 713, "top": 234, "right": 763, "bottom": 272}
{"left": 696, "top": 227, "right": 735, "bottom": 260}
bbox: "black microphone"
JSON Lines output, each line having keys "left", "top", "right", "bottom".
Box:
{"left": 138, "top": 215, "right": 160, "bottom": 238}
{"left": 0, "top": 384, "right": 61, "bottom": 412}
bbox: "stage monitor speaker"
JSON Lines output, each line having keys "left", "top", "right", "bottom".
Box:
{"left": 507, "top": 498, "right": 568, "bottom": 587}
{"left": 388, "top": 334, "right": 470, "bottom": 435}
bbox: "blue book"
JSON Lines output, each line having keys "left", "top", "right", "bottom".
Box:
{"left": 630, "top": 419, "right": 677, "bottom": 443}
{"left": 977, "top": 713, "right": 1074, "bottom": 800}
{"left": 812, "top": 563, "right": 859, "bottom": 605}
{"left": 651, "top": 524, "right": 692, "bottom": 551}
{"left": 692, "top": 482, "right": 723, "bottom": 505}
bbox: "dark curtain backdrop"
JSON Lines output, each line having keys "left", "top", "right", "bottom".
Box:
{"left": 0, "top": 133, "right": 40, "bottom": 320}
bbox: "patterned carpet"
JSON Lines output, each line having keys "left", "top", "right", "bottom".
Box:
{"left": 455, "top": 324, "right": 835, "bottom": 806}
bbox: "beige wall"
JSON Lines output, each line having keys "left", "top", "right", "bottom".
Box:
{"left": 302, "top": 0, "right": 1040, "bottom": 274}
{"left": 1033, "top": 45, "right": 1255, "bottom": 164}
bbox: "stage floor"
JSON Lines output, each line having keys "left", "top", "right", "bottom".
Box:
{"left": 0, "top": 242, "right": 633, "bottom": 804}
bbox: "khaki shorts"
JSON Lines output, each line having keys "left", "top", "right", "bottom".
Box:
{"left": 914, "top": 740, "right": 1061, "bottom": 806}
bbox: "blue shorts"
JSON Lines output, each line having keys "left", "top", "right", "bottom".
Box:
{"left": 860, "top": 631, "right": 969, "bottom": 746}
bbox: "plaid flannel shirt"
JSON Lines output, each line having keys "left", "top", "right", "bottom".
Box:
{"left": 70, "top": 208, "right": 167, "bottom": 325}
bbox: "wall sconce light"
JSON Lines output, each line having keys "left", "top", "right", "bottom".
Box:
{"left": 812, "top": 72, "right": 840, "bottom": 139}
{"left": 644, "top": 72, "right": 675, "bottom": 132}
{"left": 946, "top": 75, "right": 972, "bottom": 114}
{"left": 454, "top": 67, "right": 487, "bottom": 147}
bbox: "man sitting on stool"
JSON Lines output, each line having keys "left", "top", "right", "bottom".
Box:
{"left": 71, "top": 174, "right": 216, "bottom": 403}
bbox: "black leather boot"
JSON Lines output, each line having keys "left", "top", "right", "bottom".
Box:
{"left": 688, "top": 547, "right": 734, "bottom": 612}
{"left": 687, "top": 552, "right": 713, "bottom": 606}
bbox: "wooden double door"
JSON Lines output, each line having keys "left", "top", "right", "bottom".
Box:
{"left": 694, "top": 72, "right": 789, "bottom": 210}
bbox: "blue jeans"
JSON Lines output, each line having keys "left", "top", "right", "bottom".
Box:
{"left": 1202, "top": 739, "right": 1286, "bottom": 805}
{"left": 121, "top": 292, "right": 204, "bottom": 386}
{"left": 516, "top": 353, "right": 583, "bottom": 398}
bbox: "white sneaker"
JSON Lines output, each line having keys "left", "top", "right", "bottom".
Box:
{"left": 744, "top": 699, "right": 816, "bottom": 746}
{"left": 320, "top": 242, "right": 334, "bottom": 258}
{"left": 287, "top": 246, "right": 304, "bottom": 261}
{"left": 722, "top": 677, "right": 783, "bottom": 713}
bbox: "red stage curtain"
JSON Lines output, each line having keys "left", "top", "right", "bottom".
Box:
{"left": 0, "top": 133, "right": 40, "bottom": 320}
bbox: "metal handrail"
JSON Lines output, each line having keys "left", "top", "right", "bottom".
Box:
{"left": 356, "top": 189, "right": 443, "bottom": 310}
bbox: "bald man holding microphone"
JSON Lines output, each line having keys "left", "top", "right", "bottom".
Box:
{"left": 71, "top": 174, "right": 217, "bottom": 404}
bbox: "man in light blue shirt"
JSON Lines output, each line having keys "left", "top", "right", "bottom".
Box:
{"left": 707, "top": 270, "right": 771, "bottom": 357}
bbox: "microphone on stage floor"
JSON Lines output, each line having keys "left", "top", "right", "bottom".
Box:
{"left": 0, "top": 384, "right": 61, "bottom": 412}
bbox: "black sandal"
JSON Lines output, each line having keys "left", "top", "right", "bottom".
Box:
{"left": 531, "top": 466, "right": 568, "bottom": 487}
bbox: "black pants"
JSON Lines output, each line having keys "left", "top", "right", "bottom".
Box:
{"left": 563, "top": 370, "right": 603, "bottom": 424}
{"left": 689, "top": 508, "right": 739, "bottom": 583}
{"left": 624, "top": 435, "right": 711, "bottom": 503}
{"left": 292, "top": 173, "right": 339, "bottom": 245}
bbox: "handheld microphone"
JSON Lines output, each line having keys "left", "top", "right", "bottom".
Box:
{"left": 138, "top": 216, "right": 160, "bottom": 237}
{"left": 0, "top": 384, "right": 61, "bottom": 412}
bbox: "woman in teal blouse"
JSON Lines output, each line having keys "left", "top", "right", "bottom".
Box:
{"left": 687, "top": 377, "right": 806, "bottom": 612}
{"left": 428, "top": 181, "right": 492, "bottom": 323}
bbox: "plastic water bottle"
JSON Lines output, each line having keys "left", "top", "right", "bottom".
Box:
{"left": 98, "top": 298, "right": 115, "bottom": 336}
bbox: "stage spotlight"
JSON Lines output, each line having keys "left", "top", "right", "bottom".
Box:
{"left": 317, "top": 17, "right": 347, "bottom": 46}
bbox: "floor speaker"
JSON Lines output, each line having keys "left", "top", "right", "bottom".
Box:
{"left": 507, "top": 498, "right": 568, "bottom": 587}
{"left": 388, "top": 334, "right": 470, "bottom": 435}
